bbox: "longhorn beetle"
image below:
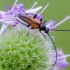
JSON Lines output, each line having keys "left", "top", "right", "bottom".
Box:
{"left": 16, "top": 7, "right": 58, "bottom": 67}
{"left": 16, "top": 4, "right": 70, "bottom": 67}
{"left": 1, "top": 3, "right": 70, "bottom": 68}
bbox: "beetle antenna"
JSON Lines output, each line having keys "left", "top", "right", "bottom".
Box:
{"left": 40, "top": 31, "right": 47, "bottom": 39}
{"left": 31, "top": 2, "right": 38, "bottom": 9}
{"left": 11, "top": 0, "right": 18, "bottom": 12}
{"left": 43, "top": 20, "right": 47, "bottom": 24}
{"left": 53, "top": 29, "right": 70, "bottom": 32}
{"left": 19, "top": 8, "right": 27, "bottom": 15}
{"left": 16, "top": 19, "right": 28, "bottom": 27}
{"left": 22, "top": 10, "right": 27, "bottom": 15}
{"left": 40, "top": 31, "right": 57, "bottom": 67}
{"left": 39, "top": 3, "right": 49, "bottom": 15}
{"left": 47, "top": 33, "right": 57, "bottom": 66}
{"left": 50, "top": 28, "right": 70, "bottom": 31}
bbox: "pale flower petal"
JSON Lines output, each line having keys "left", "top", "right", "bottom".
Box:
{"left": 15, "top": 3, "right": 24, "bottom": 9}
{"left": 46, "top": 20, "right": 56, "bottom": 28}
{"left": 36, "top": 14, "right": 43, "bottom": 20}
{"left": 6, "top": 6, "right": 11, "bottom": 12}
{"left": 53, "top": 50, "right": 69, "bottom": 69}
{"left": 0, "top": 11, "right": 6, "bottom": 18}
{"left": 0, "top": 23, "right": 8, "bottom": 35}
{"left": 3, "top": 20, "right": 16, "bottom": 25}
{"left": 25, "top": 6, "right": 42, "bottom": 14}
{"left": 0, "top": 19, "right": 6, "bottom": 22}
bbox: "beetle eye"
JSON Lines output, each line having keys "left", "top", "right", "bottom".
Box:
{"left": 45, "top": 27, "right": 49, "bottom": 33}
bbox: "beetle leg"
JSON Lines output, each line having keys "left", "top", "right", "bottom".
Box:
{"left": 33, "top": 14, "right": 43, "bottom": 21}
{"left": 40, "top": 19, "right": 42, "bottom": 21}
{"left": 33, "top": 14, "right": 37, "bottom": 18}
{"left": 26, "top": 24, "right": 30, "bottom": 27}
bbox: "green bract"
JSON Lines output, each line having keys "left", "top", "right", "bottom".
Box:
{"left": 0, "top": 27, "right": 53, "bottom": 70}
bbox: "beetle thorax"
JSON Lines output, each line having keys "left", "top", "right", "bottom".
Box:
{"left": 39, "top": 23, "right": 49, "bottom": 33}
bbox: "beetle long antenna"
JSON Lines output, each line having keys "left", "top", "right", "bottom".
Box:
{"left": 40, "top": 31, "right": 47, "bottom": 39}
{"left": 19, "top": 8, "right": 27, "bottom": 15}
{"left": 40, "top": 31, "right": 57, "bottom": 67}
{"left": 50, "top": 29, "right": 70, "bottom": 32}
{"left": 43, "top": 20, "right": 47, "bottom": 24}
{"left": 31, "top": 2, "right": 38, "bottom": 9}
{"left": 47, "top": 33, "right": 57, "bottom": 66}
{"left": 22, "top": 10, "right": 27, "bottom": 14}
{"left": 0, "top": 19, "right": 27, "bottom": 27}
{"left": 16, "top": 19, "right": 28, "bottom": 27}
{"left": 54, "top": 29, "right": 70, "bottom": 31}
{"left": 39, "top": 3, "right": 49, "bottom": 15}
{"left": 11, "top": 0, "right": 18, "bottom": 12}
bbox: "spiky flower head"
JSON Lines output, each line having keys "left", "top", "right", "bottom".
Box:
{"left": 0, "top": 1, "right": 55, "bottom": 70}
{"left": 0, "top": 27, "right": 54, "bottom": 70}
{"left": 0, "top": 0, "right": 70, "bottom": 70}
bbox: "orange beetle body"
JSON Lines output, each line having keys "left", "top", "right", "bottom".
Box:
{"left": 18, "top": 14, "right": 43, "bottom": 29}
{"left": 17, "top": 13, "right": 57, "bottom": 66}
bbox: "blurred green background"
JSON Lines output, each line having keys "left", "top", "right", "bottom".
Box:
{"left": 0, "top": 0, "right": 70, "bottom": 69}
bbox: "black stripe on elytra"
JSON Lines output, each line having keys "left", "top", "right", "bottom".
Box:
{"left": 20, "top": 15, "right": 41, "bottom": 26}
